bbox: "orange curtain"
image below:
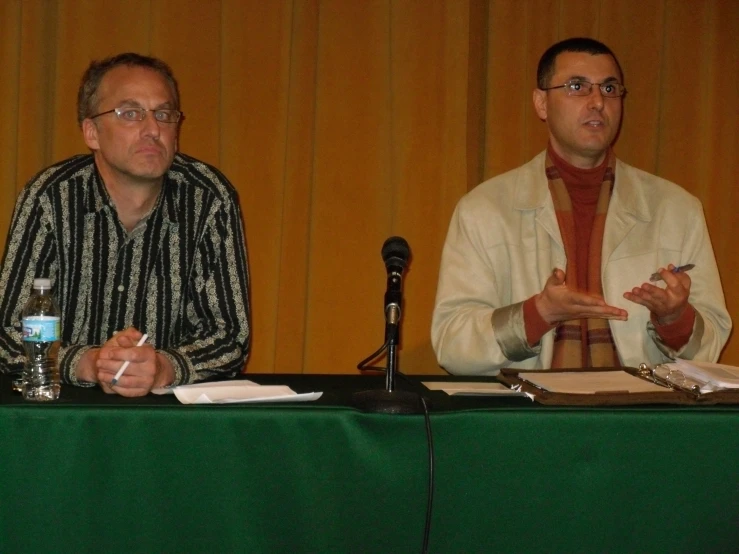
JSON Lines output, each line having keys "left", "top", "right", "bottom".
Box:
{"left": 1, "top": 0, "right": 737, "bottom": 373}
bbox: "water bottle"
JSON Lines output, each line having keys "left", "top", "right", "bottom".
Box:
{"left": 21, "top": 278, "right": 61, "bottom": 401}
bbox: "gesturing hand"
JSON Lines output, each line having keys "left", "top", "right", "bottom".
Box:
{"left": 624, "top": 264, "right": 691, "bottom": 325}
{"left": 535, "top": 268, "right": 629, "bottom": 325}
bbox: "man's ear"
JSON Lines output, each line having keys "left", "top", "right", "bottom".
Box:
{"left": 82, "top": 118, "right": 100, "bottom": 150}
{"left": 533, "top": 89, "right": 548, "bottom": 121}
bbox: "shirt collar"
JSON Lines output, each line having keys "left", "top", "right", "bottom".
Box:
{"left": 85, "top": 157, "right": 178, "bottom": 225}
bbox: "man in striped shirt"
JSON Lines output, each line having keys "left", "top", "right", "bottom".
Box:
{"left": 0, "top": 53, "right": 251, "bottom": 396}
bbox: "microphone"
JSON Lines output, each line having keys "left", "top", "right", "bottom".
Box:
{"left": 353, "top": 235, "right": 422, "bottom": 414}
{"left": 381, "top": 237, "right": 410, "bottom": 333}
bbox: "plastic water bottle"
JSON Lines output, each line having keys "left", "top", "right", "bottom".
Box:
{"left": 21, "top": 278, "right": 61, "bottom": 401}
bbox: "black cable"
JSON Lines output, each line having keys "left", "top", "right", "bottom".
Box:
{"left": 356, "top": 348, "right": 434, "bottom": 553}
{"left": 420, "top": 395, "right": 434, "bottom": 554}
{"left": 356, "top": 341, "right": 388, "bottom": 370}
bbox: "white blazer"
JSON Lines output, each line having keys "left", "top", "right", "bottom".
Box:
{"left": 432, "top": 151, "right": 731, "bottom": 375}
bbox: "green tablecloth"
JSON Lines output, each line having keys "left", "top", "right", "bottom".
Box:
{"left": 1, "top": 374, "right": 737, "bottom": 553}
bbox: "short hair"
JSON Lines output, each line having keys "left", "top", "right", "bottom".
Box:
{"left": 536, "top": 38, "right": 623, "bottom": 89}
{"left": 77, "top": 52, "right": 180, "bottom": 127}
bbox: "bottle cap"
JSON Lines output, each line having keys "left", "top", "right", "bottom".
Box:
{"left": 33, "top": 278, "right": 52, "bottom": 289}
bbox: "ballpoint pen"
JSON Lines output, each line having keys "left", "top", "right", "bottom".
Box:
{"left": 649, "top": 264, "right": 695, "bottom": 282}
{"left": 110, "top": 333, "right": 148, "bottom": 385}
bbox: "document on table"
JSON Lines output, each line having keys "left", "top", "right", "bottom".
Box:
{"left": 151, "top": 380, "right": 323, "bottom": 404}
{"left": 517, "top": 371, "right": 668, "bottom": 395}
{"left": 664, "top": 359, "right": 739, "bottom": 393}
{"left": 422, "top": 381, "right": 525, "bottom": 396}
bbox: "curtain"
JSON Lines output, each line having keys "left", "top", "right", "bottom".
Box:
{"left": 1, "top": 0, "right": 737, "bottom": 373}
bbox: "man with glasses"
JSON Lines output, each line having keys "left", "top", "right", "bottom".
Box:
{"left": 432, "top": 37, "right": 730, "bottom": 375}
{"left": 0, "top": 53, "right": 251, "bottom": 396}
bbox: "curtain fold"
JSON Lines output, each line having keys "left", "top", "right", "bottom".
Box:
{"left": 1, "top": 0, "right": 737, "bottom": 371}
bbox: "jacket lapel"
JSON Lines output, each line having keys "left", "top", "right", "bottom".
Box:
{"left": 602, "top": 160, "right": 652, "bottom": 267}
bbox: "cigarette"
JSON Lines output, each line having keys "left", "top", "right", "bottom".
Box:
{"left": 110, "top": 333, "right": 149, "bottom": 386}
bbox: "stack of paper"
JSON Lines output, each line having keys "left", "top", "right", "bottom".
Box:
{"left": 422, "top": 381, "right": 526, "bottom": 396}
{"left": 152, "top": 380, "right": 322, "bottom": 404}
{"left": 517, "top": 370, "right": 668, "bottom": 394}
{"left": 667, "top": 359, "right": 739, "bottom": 393}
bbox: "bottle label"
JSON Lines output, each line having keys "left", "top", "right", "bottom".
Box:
{"left": 22, "top": 316, "right": 61, "bottom": 342}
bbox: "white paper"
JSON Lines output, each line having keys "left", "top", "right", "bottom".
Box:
{"left": 670, "top": 359, "right": 739, "bottom": 393}
{"left": 151, "top": 380, "right": 322, "bottom": 404}
{"left": 518, "top": 371, "right": 668, "bottom": 394}
{"left": 152, "top": 380, "right": 258, "bottom": 395}
{"left": 422, "top": 381, "right": 525, "bottom": 396}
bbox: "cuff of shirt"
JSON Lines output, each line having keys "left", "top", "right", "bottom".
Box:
{"left": 59, "top": 344, "right": 97, "bottom": 388}
{"left": 650, "top": 305, "right": 695, "bottom": 352}
{"left": 158, "top": 349, "right": 193, "bottom": 387}
{"left": 523, "top": 295, "right": 555, "bottom": 347}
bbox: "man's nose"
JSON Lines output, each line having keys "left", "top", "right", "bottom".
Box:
{"left": 587, "top": 86, "right": 605, "bottom": 110}
{"left": 140, "top": 111, "right": 162, "bottom": 137}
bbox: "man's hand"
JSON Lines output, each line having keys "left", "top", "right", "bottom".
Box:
{"left": 77, "top": 327, "right": 175, "bottom": 397}
{"left": 535, "top": 268, "right": 629, "bottom": 325}
{"left": 624, "top": 264, "right": 690, "bottom": 325}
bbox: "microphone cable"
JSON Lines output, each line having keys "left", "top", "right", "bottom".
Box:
{"left": 356, "top": 361, "right": 436, "bottom": 554}
{"left": 419, "top": 395, "right": 434, "bottom": 554}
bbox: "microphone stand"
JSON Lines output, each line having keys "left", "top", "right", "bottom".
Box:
{"left": 385, "top": 305, "right": 399, "bottom": 392}
{"left": 353, "top": 302, "right": 424, "bottom": 415}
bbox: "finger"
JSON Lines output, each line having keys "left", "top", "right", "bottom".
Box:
{"left": 96, "top": 359, "right": 157, "bottom": 379}
{"left": 571, "top": 295, "right": 608, "bottom": 307}
{"left": 624, "top": 291, "right": 665, "bottom": 313}
{"left": 113, "top": 386, "right": 152, "bottom": 398}
{"left": 114, "top": 336, "right": 137, "bottom": 348}
{"left": 575, "top": 312, "right": 628, "bottom": 321}
{"left": 627, "top": 284, "right": 670, "bottom": 305}
{"left": 544, "top": 268, "right": 566, "bottom": 288}
{"left": 107, "top": 374, "right": 155, "bottom": 393}
{"left": 576, "top": 306, "right": 628, "bottom": 319}
{"left": 623, "top": 291, "right": 651, "bottom": 309}
{"left": 567, "top": 290, "right": 610, "bottom": 307}
{"left": 112, "top": 327, "right": 142, "bottom": 342}
{"left": 663, "top": 271, "right": 691, "bottom": 291}
{"left": 99, "top": 344, "right": 155, "bottom": 364}
{"left": 97, "top": 368, "right": 154, "bottom": 390}
{"left": 98, "top": 380, "right": 116, "bottom": 394}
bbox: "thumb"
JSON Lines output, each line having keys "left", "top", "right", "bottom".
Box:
{"left": 116, "top": 335, "right": 137, "bottom": 348}
{"left": 548, "top": 267, "right": 566, "bottom": 286}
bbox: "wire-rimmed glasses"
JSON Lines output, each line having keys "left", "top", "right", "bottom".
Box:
{"left": 540, "top": 79, "right": 626, "bottom": 98}
{"left": 89, "top": 107, "right": 183, "bottom": 123}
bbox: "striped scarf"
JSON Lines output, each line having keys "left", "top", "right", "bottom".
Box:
{"left": 547, "top": 152, "right": 619, "bottom": 368}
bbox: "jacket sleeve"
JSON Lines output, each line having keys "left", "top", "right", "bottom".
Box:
{"left": 647, "top": 200, "right": 731, "bottom": 362}
{"left": 431, "top": 200, "right": 541, "bottom": 376}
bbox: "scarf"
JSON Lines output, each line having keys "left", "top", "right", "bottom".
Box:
{"left": 547, "top": 152, "right": 619, "bottom": 368}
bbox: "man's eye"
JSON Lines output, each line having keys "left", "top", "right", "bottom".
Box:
{"left": 121, "top": 109, "right": 141, "bottom": 120}
{"left": 567, "top": 81, "right": 583, "bottom": 91}
{"left": 154, "top": 110, "right": 169, "bottom": 121}
{"left": 603, "top": 84, "right": 615, "bottom": 93}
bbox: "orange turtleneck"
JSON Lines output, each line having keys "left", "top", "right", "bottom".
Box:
{"left": 522, "top": 146, "right": 694, "bottom": 354}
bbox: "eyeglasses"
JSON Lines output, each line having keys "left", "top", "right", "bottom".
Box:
{"left": 89, "top": 107, "right": 183, "bottom": 123}
{"left": 540, "top": 79, "right": 626, "bottom": 98}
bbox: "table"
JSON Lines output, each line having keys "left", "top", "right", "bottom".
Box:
{"left": 1, "top": 373, "right": 737, "bottom": 553}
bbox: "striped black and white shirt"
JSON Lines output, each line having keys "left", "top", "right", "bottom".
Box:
{"left": 0, "top": 152, "right": 251, "bottom": 386}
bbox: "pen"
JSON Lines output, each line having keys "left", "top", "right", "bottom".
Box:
{"left": 649, "top": 264, "right": 695, "bottom": 282}
{"left": 110, "top": 333, "right": 148, "bottom": 386}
